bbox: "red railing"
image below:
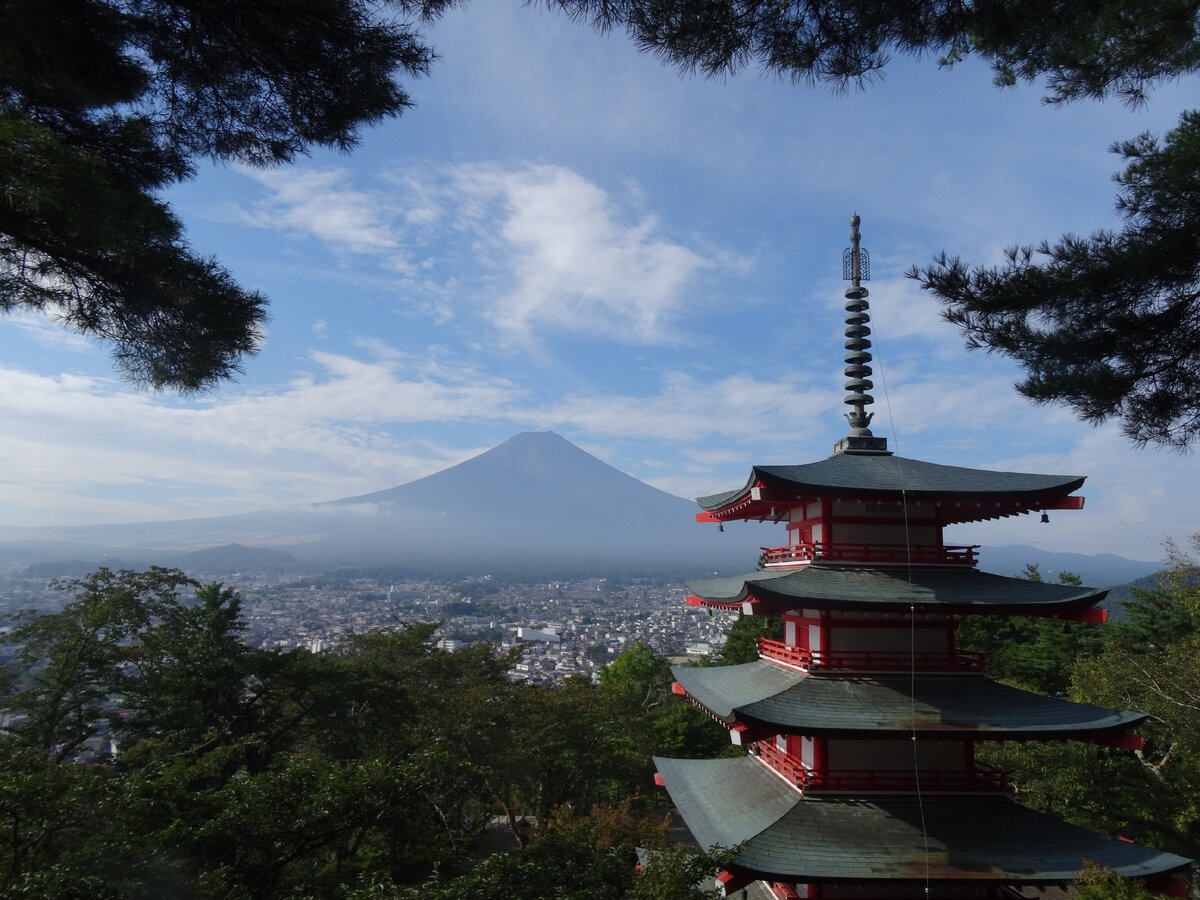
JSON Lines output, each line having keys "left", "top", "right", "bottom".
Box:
{"left": 756, "top": 638, "right": 985, "bottom": 674}
{"left": 753, "top": 741, "right": 1008, "bottom": 794}
{"left": 754, "top": 738, "right": 808, "bottom": 786}
{"left": 759, "top": 542, "right": 978, "bottom": 567}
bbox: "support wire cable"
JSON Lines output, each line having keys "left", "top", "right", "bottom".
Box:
{"left": 873, "top": 316, "right": 932, "bottom": 898}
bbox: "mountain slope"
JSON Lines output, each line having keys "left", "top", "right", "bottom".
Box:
{"left": 328, "top": 431, "right": 695, "bottom": 535}
{"left": 317, "top": 431, "right": 763, "bottom": 569}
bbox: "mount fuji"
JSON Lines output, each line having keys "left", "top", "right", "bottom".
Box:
{"left": 0, "top": 433, "right": 767, "bottom": 576}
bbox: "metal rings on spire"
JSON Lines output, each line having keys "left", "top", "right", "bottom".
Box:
{"left": 842, "top": 215, "right": 874, "bottom": 433}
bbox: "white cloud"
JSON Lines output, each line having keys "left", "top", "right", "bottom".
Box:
{"left": 963, "top": 425, "right": 1200, "bottom": 562}
{"left": 448, "top": 162, "right": 714, "bottom": 342}
{"left": 7, "top": 2, "right": 1194, "bottom": 566}
{"left": 533, "top": 370, "right": 835, "bottom": 447}
{"left": 867, "top": 276, "right": 962, "bottom": 350}
{"left": 235, "top": 167, "right": 399, "bottom": 255}
{"left": 216, "top": 160, "right": 727, "bottom": 346}
{"left": 3, "top": 311, "right": 94, "bottom": 353}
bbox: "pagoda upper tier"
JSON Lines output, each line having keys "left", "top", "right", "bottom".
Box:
{"left": 696, "top": 450, "right": 1085, "bottom": 527}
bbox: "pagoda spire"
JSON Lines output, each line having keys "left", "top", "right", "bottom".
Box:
{"left": 835, "top": 214, "right": 889, "bottom": 454}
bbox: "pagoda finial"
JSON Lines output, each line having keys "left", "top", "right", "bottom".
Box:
{"left": 836, "top": 214, "right": 889, "bottom": 454}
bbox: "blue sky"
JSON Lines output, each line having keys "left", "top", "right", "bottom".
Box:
{"left": 1, "top": 5, "right": 1196, "bottom": 562}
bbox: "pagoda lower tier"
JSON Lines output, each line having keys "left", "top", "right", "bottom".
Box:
{"left": 671, "top": 662, "right": 1147, "bottom": 746}
{"left": 655, "top": 755, "right": 1192, "bottom": 894}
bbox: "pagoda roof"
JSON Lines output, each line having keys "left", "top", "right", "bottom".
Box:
{"left": 654, "top": 755, "right": 1191, "bottom": 886}
{"left": 686, "top": 565, "right": 1106, "bottom": 616}
{"left": 671, "top": 661, "right": 1145, "bottom": 740}
{"left": 696, "top": 452, "right": 1084, "bottom": 525}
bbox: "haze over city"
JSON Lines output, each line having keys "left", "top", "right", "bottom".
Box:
{"left": 2, "top": 4, "right": 1196, "bottom": 562}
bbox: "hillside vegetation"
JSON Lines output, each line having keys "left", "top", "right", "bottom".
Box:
{"left": 0, "top": 567, "right": 728, "bottom": 898}
{"left": 2, "top": 544, "right": 1198, "bottom": 897}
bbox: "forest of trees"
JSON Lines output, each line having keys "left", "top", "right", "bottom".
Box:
{"left": 958, "top": 549, "right": 1200, "bottom": 896}
{"left": 0, "top": 545, "right": 1197, "bottom": 897}
{"left": 0, "top": 567, "right": 733, "bottom": 898}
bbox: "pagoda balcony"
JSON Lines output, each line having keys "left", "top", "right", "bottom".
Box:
{"left": 757, "top": 638, "right": 986, "bottom": 674}
{"left": 759, "top": 541, "right": 979, "bottom": 567}
{"left": 753, "top": 740, "right": 1009, "bottom": 794}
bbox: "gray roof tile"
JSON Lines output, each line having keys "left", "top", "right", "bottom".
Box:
{"left": 697, "top": 454, "right": 1084, "bottom": 510}
{"left": 654, "top": 755, "right": 1191, "bottom": 885}
{"left": 671, "top": 661, "right": 1145, "bottom": 738}
{"left": 687, "top": 565, "right": 1105, "bottom": 614}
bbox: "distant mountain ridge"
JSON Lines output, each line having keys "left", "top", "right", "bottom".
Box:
{"left": 19, "top": 543, "right": 299, "bottom": 580}
{"left": 976, "top": 544, "right": 1161, "bottom": 587}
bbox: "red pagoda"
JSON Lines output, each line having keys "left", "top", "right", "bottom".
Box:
{"left": 654, "top": 216, "right": 1192, "bottom": 899}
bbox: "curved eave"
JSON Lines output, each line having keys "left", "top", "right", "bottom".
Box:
{"left": 671, "top": 662, "right": 1146, "bottom": 741}
{"left": 695, "top": 456, "right": 1085, "bottom": 525}
{"left": 654, "top": 755, "right": 1191, "bottom": 886}
{"left": 686, "top": 565, "right": 1108, "bottom": 616}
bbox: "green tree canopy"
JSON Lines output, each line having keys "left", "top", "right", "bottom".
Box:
{"left": 0, "top": 0, "right": 457, "bottom": 391}
{"left": 1, "top": 567, "right": 740, "bottom": 896}
{"left": 548, "top": 0, "right": 1199, "bottom": 103}
{"left": 386, "top": 802, "right": 734, "bottom": 900}
{"left": 956, "top": 566, "right": 1103, "bottom": 696}
{"left": 713, "top": 612, "right": 782, "bottom": 666}
{"left": 599, "top": 643, "right": 728, "bottom": 775}
{"left": 919, "top": 112, "right": 1200, "bottom": 447}
{"left": 550, "top": 0, "right": 1200, "bottom": 447}
{"left": 978, "top": 539, "right": 1200, "bottom": 874}
{"left": 1076, "top": 863, "right": 1163, "bottom": 900}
